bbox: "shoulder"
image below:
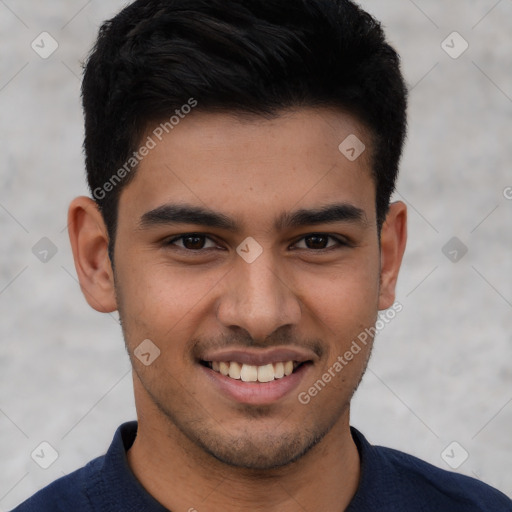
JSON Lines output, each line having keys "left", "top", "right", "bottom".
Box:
{"left": 382, "top": 445, "right": 511, "bottom": 510}
{"left": 10, "top": 422, "right": 139, "bottom": 512}
{"left": 349, "top": 428, "right": 512, "bottom": 512}
{"left": 9, "top": 456, "right": 104, "bottom": 512}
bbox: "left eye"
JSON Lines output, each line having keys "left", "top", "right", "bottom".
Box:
{"left": 293, "top": 234, "right": 343, "bottom": 250}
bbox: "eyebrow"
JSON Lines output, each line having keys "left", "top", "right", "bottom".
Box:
{"left": 138, "top": 202, "right": 368, "bottom": 232}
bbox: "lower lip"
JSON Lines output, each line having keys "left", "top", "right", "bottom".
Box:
{"left": 200, "top": 363, "right": 311, "bottom": 405}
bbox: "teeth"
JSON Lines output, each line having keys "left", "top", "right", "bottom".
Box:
{"left": 208, "top": 360, "right": 300, "bottom": 382}
{"left": 273, "top": 362, "right": 285, "bottom": 379}
{"left": 219, "top": 361, "right": 230, "bottom": 376}
{"left": 257, "top": 364, "right": 275, "bottom": 383}
{"left": 228, "top": 361, "right": 242, "bottom": 380}
{"left": 240, "top": 364, "right": 258, "bottom": 382}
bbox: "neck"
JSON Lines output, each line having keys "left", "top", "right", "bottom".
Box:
{"left": 127, "top": 406, "right": 360, "bottom": 512}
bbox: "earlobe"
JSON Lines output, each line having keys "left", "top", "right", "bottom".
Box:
{"left": 67, "top": 196, "right": 118, "bottom": 313}
{"left": 378, "top": 201, "right": 407, "bottom": 310}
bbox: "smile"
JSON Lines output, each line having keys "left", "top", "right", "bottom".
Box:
{"left": 201, "top": 360, "right": 303, "bottom": 383}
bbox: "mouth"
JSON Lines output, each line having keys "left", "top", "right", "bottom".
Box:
{"left": 200, "top": 360, "right": 309, "bottom": 383}
{"left": 198, "top": 347, "right": 316, "bottom": 404}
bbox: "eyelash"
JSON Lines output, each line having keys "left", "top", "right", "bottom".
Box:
{"left": 164, "top": 233, "right": 349, "bottom": 253}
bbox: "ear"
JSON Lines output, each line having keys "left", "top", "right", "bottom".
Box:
{"left": 67, "top": 196, "right": 117, "bottom": 313}
{"left": 378, "top": 201, "right": 407, "bottom": 310}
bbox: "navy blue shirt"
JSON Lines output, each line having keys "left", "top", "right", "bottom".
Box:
{"left": 12, "top": 421, "right": 512, "bottom": 511}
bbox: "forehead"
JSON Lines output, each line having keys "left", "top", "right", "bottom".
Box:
{"left": 118, "top": 107, "right": 376, "bottom": 229}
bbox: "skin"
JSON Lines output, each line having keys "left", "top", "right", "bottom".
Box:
{"left": 68, "top": 108, "right": 407, "bottom": 512}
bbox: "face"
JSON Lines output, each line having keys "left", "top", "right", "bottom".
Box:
{"left": 70, "top": 108, "right": 406, "bottom": 470}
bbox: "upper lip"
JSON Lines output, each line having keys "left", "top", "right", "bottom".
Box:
{"left": 200, "top": 346, "right": 316, "bottom": 366}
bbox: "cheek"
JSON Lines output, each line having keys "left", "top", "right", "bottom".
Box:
{"left": 312, "top": 258, "right": 380, "bottom": 327}
{"left": 303, "top": 261, "right": 380, "bottom": 377}
{"left": 115, "top": 260, "right": 218, "bottom": 347}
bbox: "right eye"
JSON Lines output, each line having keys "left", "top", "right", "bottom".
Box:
{"left": 164, "top": 233, "right": 221, "bottom": 252}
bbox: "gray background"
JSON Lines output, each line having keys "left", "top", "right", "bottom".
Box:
{"left": 1, "top": 0, "right": 511, "bottom": 509}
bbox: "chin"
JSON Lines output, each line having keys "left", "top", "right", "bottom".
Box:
{"left": 189, "top": 424, "right": 327, "bottom": 470}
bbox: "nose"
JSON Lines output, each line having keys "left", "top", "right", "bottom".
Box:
{"left": 216, "top": 250, "right": 302, "bottom": 342}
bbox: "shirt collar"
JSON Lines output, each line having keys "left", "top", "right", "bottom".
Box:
{"left": 94, "top": 422, "right": 380, "bottom": 511}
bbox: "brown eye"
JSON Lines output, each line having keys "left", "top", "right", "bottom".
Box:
{"left": 305, "top": 234, "right": 329, "bottom": 250}
{"left": 167, "top": 234, "right": 218, "bottom": 251}
{"left": 294, "top": 234, "right": 344, "bottom": 251}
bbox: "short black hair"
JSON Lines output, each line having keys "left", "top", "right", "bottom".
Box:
{"left": 82, "top": 0, "right": 408, "bottom": 259}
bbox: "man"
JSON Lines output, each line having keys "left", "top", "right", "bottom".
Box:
{"left": 12, "top": 0, "right": 511, "bottom": 510}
